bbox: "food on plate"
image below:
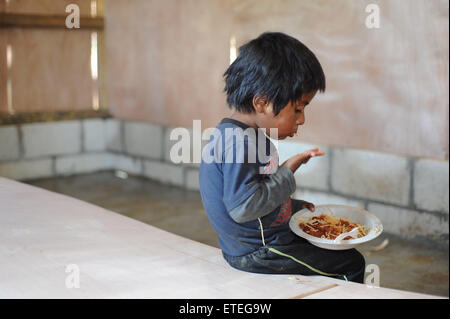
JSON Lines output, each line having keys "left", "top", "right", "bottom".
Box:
{"left": 298, "top": 214, "right": 368, "bottom": 240}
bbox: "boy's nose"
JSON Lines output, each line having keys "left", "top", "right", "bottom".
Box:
{"left": 297, "top": 116, "right": 305, "bottom": 125}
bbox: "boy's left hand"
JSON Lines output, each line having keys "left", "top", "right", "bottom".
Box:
{"left": 281, "top": 148, "right": 325, "bottom": 173}
{"left": 302, "top": 201, "right": 316, "bottom": 212}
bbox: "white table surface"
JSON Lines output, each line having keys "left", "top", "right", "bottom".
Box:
{"left": 0, "top": 177, "right": 441, "bottom": 299}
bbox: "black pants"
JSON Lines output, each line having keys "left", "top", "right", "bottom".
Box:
{"left": 222, "top": 236, "right": 366, "bottom": 283}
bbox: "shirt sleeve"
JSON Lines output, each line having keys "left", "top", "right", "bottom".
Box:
{"left": 221, "top": 158, "right": 261, "bottom": 212}
{"left": 291, "top": 198, "right": 307, "bottom": 214}
{"left": 228, "top": 166, "right": 296, "bottom": 223}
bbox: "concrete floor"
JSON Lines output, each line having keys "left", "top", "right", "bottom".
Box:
{"left": 26, "top": 171, "right": 449, "bottom": 297}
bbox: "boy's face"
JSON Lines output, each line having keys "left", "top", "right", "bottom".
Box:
{"left": 257, "top": 91, "right": 317, "bottom": 140}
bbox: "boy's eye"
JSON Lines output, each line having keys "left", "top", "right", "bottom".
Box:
{"left": 295, "top": 109, "right": 302, "bottom": 113}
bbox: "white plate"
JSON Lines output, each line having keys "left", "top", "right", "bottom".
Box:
{"left": 289, "top": 204, "right": 383, "bottom": 250}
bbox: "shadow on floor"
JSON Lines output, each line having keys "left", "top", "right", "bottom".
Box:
{"left": 26, "top": 170, "right": 449, "bottom": 297}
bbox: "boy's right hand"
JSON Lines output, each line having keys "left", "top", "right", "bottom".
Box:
{"left": 281, "top": 148, "right": 325, "bottom": 173}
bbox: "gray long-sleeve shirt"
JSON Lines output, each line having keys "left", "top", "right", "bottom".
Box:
{"left": 199, "top": 118, "right": 307, "bottom": 256}
{"left": 229, "top": 165, "right": 297, "bottom": 223}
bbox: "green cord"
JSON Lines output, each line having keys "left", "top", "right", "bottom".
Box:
{"left": 268, "top": 247, "right": 348, "bottom": 282}
{"left": 257, "top": 218, "right": 348, "bottom": 282}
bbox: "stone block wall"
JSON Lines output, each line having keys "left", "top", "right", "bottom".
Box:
{"left": 278, "top": 140, "right": 448, "bottom": 246}
{"left": 1, "top": 119, "right": 448, "bottom": 246}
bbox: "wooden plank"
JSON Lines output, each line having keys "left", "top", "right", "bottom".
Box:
{"left": 302, "top": 278, "right": 444, "bottom": 299}
{"left": 0, "top": 177, "right": 337, "bottom": 298}
{"left": 0, "top": 13, "right": 104, "bottom": 29}
{"left": 0, "top": 177, "right": 442, "bottom": 299}
{"left": 290, "top": 283, "right": 338, "bottom": 299}
{"left": 0, "top": 110, "right": 111, "bottom": 125}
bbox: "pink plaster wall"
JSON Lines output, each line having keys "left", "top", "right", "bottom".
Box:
{"left": 1, "top": 0, "right": 448, "bottom": 160}
{"left": 0, "top": 29, "right": 6, "bottom": 110}
{"left": 0, "top": 0, "right": 97, "bottom": 113}
{"left": 2, "top": 0, "right": 92, "bottom": 15}
{"left": 0, "top": 28, "right": 94, "bottom": 113}
{"left": 104, "top": 0, "right": 231, "bottom": 129}
{"left": 105, "top": 0, "right": 448, "bottom": 160}
{"left": 229, "top": 0, "right": 449, "bottom": 160}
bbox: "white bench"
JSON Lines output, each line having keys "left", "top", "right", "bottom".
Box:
{"left": 0, "top": 177, "right": 441, "bottom": 298}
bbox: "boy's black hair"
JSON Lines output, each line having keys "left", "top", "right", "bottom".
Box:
{"left": 223, "top": 32, "right": 326, "bottom": 115}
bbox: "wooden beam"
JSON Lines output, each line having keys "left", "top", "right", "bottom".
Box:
{"left": 0, "top": 13, "right": 104, "bottom": 30}
{"left": 0, "top": 110, "right": 111, "bottom": 125}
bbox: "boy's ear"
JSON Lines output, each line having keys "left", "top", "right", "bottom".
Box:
{"left": 252, "top": 95, "right": 270, "bottom": 114}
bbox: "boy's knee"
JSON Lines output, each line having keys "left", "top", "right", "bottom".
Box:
{"left": 346, "top": 249, "right": 366, "bottom": 283}
{"left": 343, "top": 248, "right": 365, "bottom": 275}
{"left": 352, "top": 249, "right": 366, "bottom": 269}
{"left": 327, "top": 249, "right": 366, "bottom": 283}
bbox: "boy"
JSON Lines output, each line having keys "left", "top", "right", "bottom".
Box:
{"left": 199, "top": 32, "right": 365, "bottom": 283}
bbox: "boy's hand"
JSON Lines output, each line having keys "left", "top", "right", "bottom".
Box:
{"left": 302, "top": 200, "right": 316, "bottom": 212}
{"left": 281, "top": 148, "right": 325, "bottom": 173}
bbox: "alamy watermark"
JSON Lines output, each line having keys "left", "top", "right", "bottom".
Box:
{"left": 65, "top": 4, "right": 80, "bottom": 29}
{"left": 364, "top": 264, "right": 380, "bottom": 287}
{"left": 65, "top": 264, "right": 80, "bottom": 289}
{"left": 169, "top": 120, "right": 279, "bottom": 173}
{"left": 365, "top": 4, "right": 380, "bottom": 29}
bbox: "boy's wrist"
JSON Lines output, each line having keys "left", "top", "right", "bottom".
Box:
{"left": 291, "top": 198, "right": 307, "bottom": 212}
{"left": 277, "top": 166, "right": 296, "bottom": 194}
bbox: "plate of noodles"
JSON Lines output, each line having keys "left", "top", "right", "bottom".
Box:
{"left": 289, "top": 204, "right": 383, "bottom": 250}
